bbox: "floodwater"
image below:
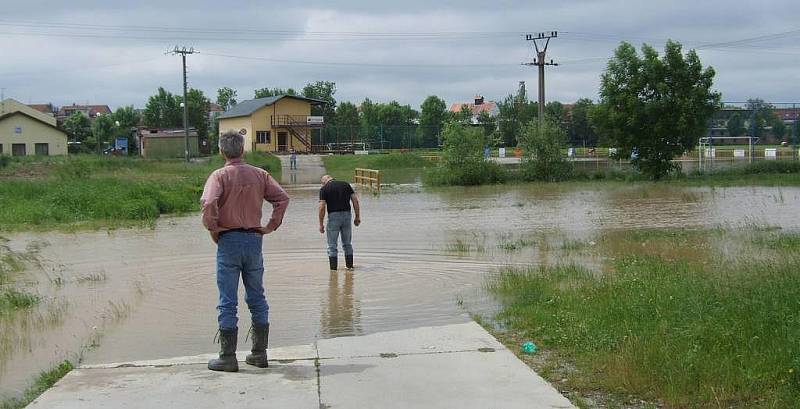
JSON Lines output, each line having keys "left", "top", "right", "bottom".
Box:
{"left": 2, "top": 181, "right": 800, "bottom": 398}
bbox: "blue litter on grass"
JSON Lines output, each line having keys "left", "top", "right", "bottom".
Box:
{"left": 521, "top": 341, "right": 537, "bottom": 354}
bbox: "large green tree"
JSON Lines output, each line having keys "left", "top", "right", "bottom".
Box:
{"left": 216, "top": 87, "right": 238, "bottom": 110}
{"left": 302, "top": 81, "right": 337, "bottom": 144}
{"left": 745, "top": 99, "right": 775, "bottom": 139}
{"left": 476, "top": 111, "right": 498, "bottom": 145}
{"left": 591, "top": 40, "right": 721, "bottom": 179}
{"left": 113, "top": 105, "right": 140, "bottom": 129}
{"left": 545, "top": 101, "right": 566, "bottom": 129}
{"left": 91, "top": 114, "right": 117, "bottom": 152}
{"left": 772, "top": 118, "right": 787, "bottom": 141}
{"left": 419, "top": 95, "right": 447, "bottom": 148}
{"left": 62, "top": 112, "right": 92, "bottom": 144}
{"left": 143, "top": 87, "right": 182, "bottom": 128}
{"left": 568, "top": 98, "right": 598, "bottom": 146}
{"left": 334, "top": 101, "right": 359, "bottom": 143}
{"left": 254, "top": 87, "right": 297, "bottom": 98}
{"left": 112, "top": 105, "right": 141, "bottom": 154}
{"left": 497, "top": 87, "right": 538, "bottom": 147}
{"left": 727, "top": 113, "right": 745, "bottom": 137}
{"left": 176, "top": 88, "right": 211, "bottom": 139}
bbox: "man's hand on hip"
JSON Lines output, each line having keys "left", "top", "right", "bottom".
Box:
{"left": 258, "top": 225, "right": 275, "bottom": 235}
{"left": 210, "top": 231, "right": 220, "bottom": 244}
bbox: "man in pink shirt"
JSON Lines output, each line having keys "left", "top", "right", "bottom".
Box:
{"left": 201, "top": 130, "right": 289, "bottom": 372}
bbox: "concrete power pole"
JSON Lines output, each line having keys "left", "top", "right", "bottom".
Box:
{"left": 167, "top": 46, "right": 198, "bottom": 162}
{"left": 523, "top": 32, "right": 558, "bottom": 123}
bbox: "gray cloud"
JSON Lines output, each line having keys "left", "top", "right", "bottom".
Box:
{"left": 0, "top": 0, "right": 798, "bottom": 109}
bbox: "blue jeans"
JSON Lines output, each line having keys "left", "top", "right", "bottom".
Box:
{"left": 216, "top": 231, "right": 269, "bottom": 330}
{"left": 326, "top": 211, "right": 353, "bottom": 258}
{"left": 290, "top": 156, "right": 297, "bottom": 169}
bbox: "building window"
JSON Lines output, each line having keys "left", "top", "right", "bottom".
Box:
{"left": 12, "top": 144, "right": 26, "bottom": 156}
{"left": 35, "top": 143, "right": 49, "bottom": 156}
{"left": 256, "top": 131, "right": 271, "bottom": 144}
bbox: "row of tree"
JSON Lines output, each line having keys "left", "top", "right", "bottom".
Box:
{"left": 726, "top": 99, "right": 792, "bottom": 140}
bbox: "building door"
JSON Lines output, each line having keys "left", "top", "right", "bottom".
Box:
{"left": 35, "top": 143, "right": 49, "bottom": 156}
{"left": 12, "top": 143, "right": 26, "bottom": 156}
{"left": 278, "top": 132, "right": 288, "bottom": 151}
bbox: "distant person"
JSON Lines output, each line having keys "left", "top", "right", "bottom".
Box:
{"left": 318, "top": 175, "right": 361, "bottom": 271}
{"left": 484, "top": 146, "right": 491, "bottom": 159}
{"left": 201, "top": 130, "right": 290, "bottom": 372}
{"left": 289, "top": 147, "right": 297, "bottom": 170}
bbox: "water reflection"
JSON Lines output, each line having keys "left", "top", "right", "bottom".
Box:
{"left": 320, "top": 270, "right": 361, "bottom": 338}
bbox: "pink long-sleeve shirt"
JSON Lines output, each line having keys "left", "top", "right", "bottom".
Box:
{"left": 200, "top": 158, "right": 289, "bottom": 233}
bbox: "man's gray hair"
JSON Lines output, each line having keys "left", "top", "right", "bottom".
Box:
{"left": 219, "top": 130, "right": 244, "bottom": 158}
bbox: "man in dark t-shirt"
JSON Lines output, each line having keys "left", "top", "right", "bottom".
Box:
{"left": 318, "top": 175, "right": 361, "bottom": 270}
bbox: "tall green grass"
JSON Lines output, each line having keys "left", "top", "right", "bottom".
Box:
{"left": 0, "top": 153, "right": 281, "bottom": 231}
{"left": 1, "top": 361, "right": 73, "bottom": 409}
{"left": 322, "top": 153, "right": 430, "bottom": 181}
{"left": 488, "top": 230, "right": 800, "bottom": 407}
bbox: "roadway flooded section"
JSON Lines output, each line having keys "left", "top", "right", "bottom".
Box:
{"left": 2, "top": 183, "right": 800, "bottom": 397}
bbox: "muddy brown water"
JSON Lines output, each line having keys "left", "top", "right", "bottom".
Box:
{"left": 2, "top": 183, "right": 800, "bottom": 398}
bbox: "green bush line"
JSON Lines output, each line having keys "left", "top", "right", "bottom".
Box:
{"left": 0, "top": 153, "right": 281, "bottom": 231}
{"left": 488, "top": 233, "right": 800, "bottom": 407}
{"left": 1, "top": 361, "right": 73, "bottom": 409}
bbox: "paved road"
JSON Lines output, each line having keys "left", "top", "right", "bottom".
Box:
{"left": 29, "top": 322, "right": 574, "bottom": 409}
{"left": 279, "top": 154, "right": 327, "bottom": 186}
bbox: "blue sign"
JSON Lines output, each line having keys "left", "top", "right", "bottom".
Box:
{"left": 14, "top": 127, "right": 21, "bottom": 134}
{"left": 115, "top": 137, "right": 128, "bottom": 155}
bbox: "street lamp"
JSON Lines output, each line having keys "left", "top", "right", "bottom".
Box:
{"left": 95, "top": 112, "right": 103, "bottom": 155}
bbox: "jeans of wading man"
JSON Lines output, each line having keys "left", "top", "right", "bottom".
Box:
{"left": 216, "top": 231, "right": 269, "bottom": 330}
{"left": 326, "top": 211, "right": 353, "bottom": 258}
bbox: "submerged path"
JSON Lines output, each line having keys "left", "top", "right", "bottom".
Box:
{"left": 28, "top": 322, "right": 573, "bottom": 408}
{"left": 279, "top": 154, "right": 327, "bottom": 186}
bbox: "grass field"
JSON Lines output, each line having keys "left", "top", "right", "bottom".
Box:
{"left": 0, "top": 153, "right": 281, "bottom": 231}
{"left": 321, "top": 152, "right": 431, "bottom": 181}
{"left": 488, "top": 228, "right": 800, "bottom": 408}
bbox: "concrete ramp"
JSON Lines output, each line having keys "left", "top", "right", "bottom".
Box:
{"left": 279, "top": 154, "right": 327, "bottom": 186}
{"left": 28, "top": 322, "right": 574, "bottom": 409}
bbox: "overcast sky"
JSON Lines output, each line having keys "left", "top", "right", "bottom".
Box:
{"left": 0, "top": 0, "right": 798, "bottom": 110}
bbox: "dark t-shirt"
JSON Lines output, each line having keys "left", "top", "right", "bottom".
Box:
{"left": 319, "top": 180, "right": 355, "bottom": 214}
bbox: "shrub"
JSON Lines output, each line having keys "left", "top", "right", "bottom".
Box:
{"left": 518, "top": 119, "right": 573, "bottom": 182}
{"left": 424, "top": 123, "right": 505, "bottom": 186}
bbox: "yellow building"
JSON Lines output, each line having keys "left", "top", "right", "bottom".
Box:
{"left": 0, "top": 99, "right": 67, "bottom": 156}
{"left": 217, "top": 95, "right": 326, "bottom": 153}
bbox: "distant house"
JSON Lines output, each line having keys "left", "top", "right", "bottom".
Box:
{"left": 0, "top": 98, "right": 67, "bottom": 156}
{"left": 138, "top": 127, "right": 199, "bottom": 159}
{"left": 449, "top": 95, "right": 500, "bottom": 125}
{"left": 217, "top": 95, "right": 327, "bottom": 153}
{"left": 28, "top": 103, "right": 57, "bottom": 117}
{"left": 56, "top": 104, "right": 112, "bottom": 124}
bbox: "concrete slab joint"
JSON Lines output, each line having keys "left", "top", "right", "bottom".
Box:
{"left": 29, "top": 322, "right": 575, "bottom": 409}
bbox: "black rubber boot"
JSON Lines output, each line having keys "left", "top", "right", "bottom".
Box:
{"left": 245, "top": 323, "right": 269, "bottom": 368}
{"left": 329, "top": 256, "right": 338, "bottom": 271}
{"left": 208, "top": 328, "right": 238, "bottom": 372}
{"left": 345, "top": 254, "right": 354, "bottom": 269}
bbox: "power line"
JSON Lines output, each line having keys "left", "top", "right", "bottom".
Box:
{"left": 201, "top": 51, "right": 520, "bottom": 68}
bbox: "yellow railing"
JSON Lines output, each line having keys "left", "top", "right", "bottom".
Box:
{"left": 354, "top": 168, "right": 381, "bottom": 192}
